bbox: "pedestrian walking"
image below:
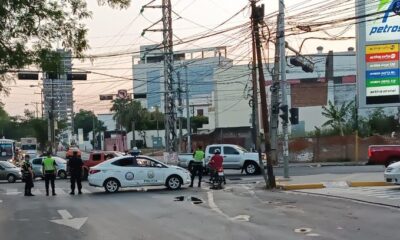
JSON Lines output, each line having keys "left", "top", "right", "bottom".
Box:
{"left": 42, "top": 152, "right": 57, "bottom": 196}
{"left": 113, "top": 143, "right": 117, "bottom": 151}
{"left": 190, "top": 145, "right": 205, "bottom": 188}
{"left": 22, "top": 155, "right": 34, "bottom": 196}
{"left": 68, "top": 150, "right": 83, "bottom": 195}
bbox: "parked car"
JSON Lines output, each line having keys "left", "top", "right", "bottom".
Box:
{"left": 82, "top": 151, "right": 124, "bottom": 179}
{"left": 0, "top": 161, "right": 22, "bottom": 183}
{"left": 384, "top": 161, "right": 400, "bottom": 184}
{"left": 178, "top": 144, "right": 265, "bottom": 175}
{"left": 367, "top": 145, "right": 400, "bottom": 167}
{"left": 88, "top": 155, "right": 191, "bottom": 193}
{"left": 30, "top": 156, "right": 68, "bottom": 179}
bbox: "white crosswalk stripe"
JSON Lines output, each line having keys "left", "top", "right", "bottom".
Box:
{"left": 1, "top": 187, "right": 93, "bottom": 196}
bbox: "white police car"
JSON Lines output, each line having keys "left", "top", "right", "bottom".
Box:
{"left": 88, "top": 155, "right": 191, "bottom": 193}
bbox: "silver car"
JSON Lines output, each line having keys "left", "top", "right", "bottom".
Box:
{"left": 0, "top": 161, "right": 22, "bottom": 183}
{"left": 30, "top": 157, "right": 68, "bottom": 179}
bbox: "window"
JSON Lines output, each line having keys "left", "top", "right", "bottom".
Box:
{"left": 208, "top": 146, "right": 221, "bottom": 154}
{"left": 1, "top": 162, "right": 15, "bottom": 168}
{"left": 136, "top": 157, "right": 163, "bottom": 168}
{"left": 111, "top": 157, "right": 137, "bottom": 167}
{"left": 224, "top": 147, "right": 239, "bottom": 155}
{"left": 32, "top": 158, "right": 42, "bottom": 165}
{"left": 21, "top": 144, "right": 36, "bottom": 150}
{"left": 197, "top": 109, "right": 204, "bottom": 116}
{"left": 92, "top": 154, "right": 101, "bottom": 161}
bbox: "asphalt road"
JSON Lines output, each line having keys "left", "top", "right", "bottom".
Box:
{"left": 1, "top": 178, "right": 399, "bottom": 240}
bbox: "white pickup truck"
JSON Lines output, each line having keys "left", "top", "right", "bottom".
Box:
{"left": 178, "top": 144, "right": 264, "bottom": 175}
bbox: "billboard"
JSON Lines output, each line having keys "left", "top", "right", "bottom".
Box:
{"left": 357, "top": 0, "right": 400, "bottom": 107}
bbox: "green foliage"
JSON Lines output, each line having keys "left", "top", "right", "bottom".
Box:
{"left": 110, "top": 99, "right": 151, "bottom": 131}
{"left": 73, "top": 109, "right": 105, "bottom": 140}
{"left": 0, "top": 0, "right": 131, "bottom": 95}
{"left": 321, "top": 101, "right": 354, "bottom": 136}
{"left": 191, "top": 115, "right": 209, "bottom": 133}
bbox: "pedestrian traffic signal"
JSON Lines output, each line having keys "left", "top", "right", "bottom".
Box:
{"left": 289, "top": 107, "right": 299, "bottom": 125}
{"left": 279, "top": 104, "right": 288, "bottom": 123}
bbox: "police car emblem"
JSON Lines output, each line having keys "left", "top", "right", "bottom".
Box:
{"left": 125, "top": 172, "right": 134, "bottom": 180}
{"left": 147, "top": 171, "right": 155, "bottom": 179}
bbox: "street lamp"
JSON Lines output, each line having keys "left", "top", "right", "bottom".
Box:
{"left": 29, "top": 84, "right": 43, "bottom": 118}
{"left": 24, "top": 103, "right": 39, "bottom": 118}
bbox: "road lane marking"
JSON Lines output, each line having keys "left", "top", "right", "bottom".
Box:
{"left": 6, "top": 189, "right": 22, "bottom": 195}
{"left": 207, "top": 191, "right": 229, "bottom": 219}
{"left": 50, "top": 209, "right": 88, "bottom": 230}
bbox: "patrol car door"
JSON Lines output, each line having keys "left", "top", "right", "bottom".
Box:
{"left": 223, "top": 146, "right": 242, "bottom": 168}
{"left": 31, "top": 157, "right": 43, "bottom": 177}
{"left": 135, "top": 157, "right": 166, "bottom": 186}
{"left": 111, "top": 157, "right": 139, "bottom": 187}
{"left": 0, "top": 162, "right": 5, "bottom": 179}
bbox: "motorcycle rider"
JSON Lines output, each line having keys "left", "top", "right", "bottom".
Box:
{"left": 208, "top": 148, "right": 224, "bottom": 188}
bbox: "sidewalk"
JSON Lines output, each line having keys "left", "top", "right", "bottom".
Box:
{"left": 274, "top": 172, "right": 390, "bottom": 190}
{"left": 276, "top": 161, "right": 368, "bottom": 168}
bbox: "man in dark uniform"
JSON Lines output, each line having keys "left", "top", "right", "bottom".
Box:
{"left": 22, "top": 155, "right": 34, "bottom": 196}
{"left": 68, "top": 150, "right": 84, "bottom": 195}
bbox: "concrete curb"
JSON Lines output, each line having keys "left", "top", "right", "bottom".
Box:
{"left": 277, "top": 183, "right": 325, "bottom": 190}
{"left": 277, "top": 181, "right": 392, "bottom": 190}
{"left": 347, "top": 181, "right": 392, "bottom": 187}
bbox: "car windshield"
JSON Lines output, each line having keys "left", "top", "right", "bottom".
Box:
{"left": 21, "top": 144, "right": 36, "bottom": 150}
{"left": 0, "top": 162, "right": 16, "bottom": 168}
{"left": 0, "top": 143, "right": 13, "bottom": 156}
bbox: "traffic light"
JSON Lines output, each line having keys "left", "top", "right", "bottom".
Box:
{"left": 67, "top": 73, "right": 87, "bottom": 80}
{"left": 289, "top": 107, "right": 299, "bottom": 125}
{"left": 279, "top": 104, "right": 288, "bottom": 123}
{"left": 290, "top": 56, "right": 314, "bottom": 73}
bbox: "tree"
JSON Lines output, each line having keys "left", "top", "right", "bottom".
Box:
{"left": 0, "top": 0, "right": 131, "bottom": 97}
{"left": 191, "top": 116, "right": 209, "bottom": 133}
{"left": 321, "top": 101, "right": 353, "bottom": 136}
{"left": 74, "top": 109, "right": 106, "bottom": 140}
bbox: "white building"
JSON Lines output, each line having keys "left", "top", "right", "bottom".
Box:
{"left": 209, "top": 47, "right": 359, "bottom": 134}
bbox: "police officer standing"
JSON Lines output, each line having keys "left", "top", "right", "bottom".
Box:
{"left": 42, "top": 152, "right": 57, "bottom": 196}
{"left": 190, "top": 146, "right": 205, "bottom": 188}
{"left": 22, "top": 155, "right": 34, "bottom": 196}
{"left": 68, "top": 150, "right": 83, "bottom": 195}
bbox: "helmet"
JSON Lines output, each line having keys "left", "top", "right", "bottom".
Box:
{"left": 214, "top": 149, "right": 221, "bottom": 154}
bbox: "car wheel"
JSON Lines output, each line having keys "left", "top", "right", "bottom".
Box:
{"left": 58, "top": 170, "right": 67, "bottom": 179}
{"left": 7, "top": 174, "right": 16, "bottom": 183}
{"left": 166, "top": 175, "right": 182, "bottom": 190}
{"left": 104, "top": 178, "right": 120, "bottom": 193}
{"left": 244, "top": 162, "right": 258, "bottom": 175}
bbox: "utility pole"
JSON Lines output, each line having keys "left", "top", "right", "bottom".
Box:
{"left": 251, "top": 1, "right": 267, "bottom": 170}
{"left": 162, "top": 0, "right": 177, "bottom": 153}
{"left": 251, "top": 0, "right": 276, "bottom": 188}
{"left": 141, "top": 0, "right": 176, "bottom": 153}
{"left": 185, "top": 65, "right": 191, "bottom": 153}
{"left": 92, "top": 113, "right": 96, "bottom": 150}
{"left": 132, "top": 121, "right": 136, "bottom": 148}
{"left": 177, "top": 71, "right": 183, "bottom": 153}
{"left": 279, "top": 0, "right": 290, "bottom": 179}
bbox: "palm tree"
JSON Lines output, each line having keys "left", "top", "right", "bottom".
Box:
{"left": 110, "top": 98, "right": 130, "bottom": 130}
{"left": 321, "top": 101, "right": 353, "bottom": 136}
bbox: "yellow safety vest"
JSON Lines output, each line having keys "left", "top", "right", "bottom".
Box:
{"left": 193, "top": 150, "right": 205, "bottom": 162}
{"left": 43, "top": 157, "right": 56, "bottom": 172}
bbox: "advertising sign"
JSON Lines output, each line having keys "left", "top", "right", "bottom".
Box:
{"left": 357, "top": 0, "right": 400, "bottom": 107}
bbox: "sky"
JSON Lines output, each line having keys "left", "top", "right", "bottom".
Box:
{"left": 1, "top": 0, "right": 356, "bottom": 117}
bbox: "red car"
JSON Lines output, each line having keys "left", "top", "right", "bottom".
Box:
{"left": 368, "top": 145, "right": 400, "bottom": 167}
{"left": 82, "top": 151, "right": 124, "bottom": 179}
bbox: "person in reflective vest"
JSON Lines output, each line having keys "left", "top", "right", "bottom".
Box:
{"left": 21, "top": 155, "right": 34, "bottom": 196}
{"left": 190, "top": 146, "right": 205, "bottom": 187}
{"left": 42, "top": 152, "right": 57, "bottom": 196}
